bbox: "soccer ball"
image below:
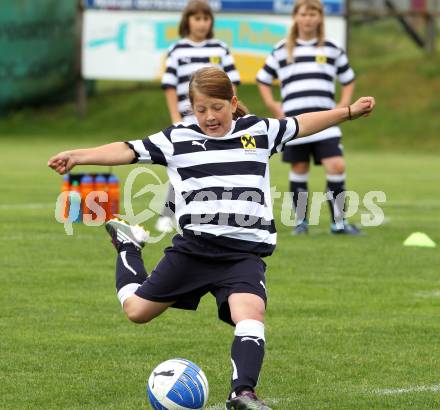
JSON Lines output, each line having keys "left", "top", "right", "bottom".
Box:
{"left": 147, "top": 358, "right": 209, "bottom": 410}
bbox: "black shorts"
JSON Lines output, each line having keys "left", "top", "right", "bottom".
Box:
{"left": 135, "top": 233, "right": 267, "bottom": 326}
{"left": 282, "top": 137, "right": 343, "bottom": 165}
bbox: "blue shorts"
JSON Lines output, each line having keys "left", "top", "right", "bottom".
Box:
{"left": 283, "top": 137, "right": 343, "bottom": 165}
{"left": 135, "top": 232, "right": 267, "bottom": 326}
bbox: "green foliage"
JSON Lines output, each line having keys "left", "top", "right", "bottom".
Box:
{"left": 342, "top": 19, "right": 440, "bottom": 152}
{"left": 0, "top": 1, "right": 77, "bottom": 109}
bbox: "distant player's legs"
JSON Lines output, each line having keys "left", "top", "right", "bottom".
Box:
{"left": 226, "top": 293, "right": 271, "bottom": 409}
{"left": 322, "top": 156, "right": 361, "bottom": 235}
{"left": 290, "top": 161, "right": 310, "bottom": 234}
{"left": 283, "top": 144, "right": 311, "bottom": 235}
{"left": 105, "top": 219, "right": 173, "bottom": 323}
{"left": 322, "top": 155, "right": 346, "bottom": 227}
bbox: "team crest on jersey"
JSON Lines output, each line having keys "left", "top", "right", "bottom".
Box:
{"left": 210, "top": 56, "right": 221, "bottom": 65}
{"left": 240, "top": 134, "right": 257, "bottom": 154}
{"left": 316, "top": 55, "right": 327, "bottom": 64}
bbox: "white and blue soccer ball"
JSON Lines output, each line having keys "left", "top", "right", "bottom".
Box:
{"left": 147, "top": 358, "right": 209, "bottom": 410}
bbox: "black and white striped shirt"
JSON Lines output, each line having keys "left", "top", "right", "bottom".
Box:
{"left": 161, "top": 38, "right": 241, "bottom": 118}
{"left": 127, "top": 115, "right": 299, "bottom": 256}
{"left": 257, "top": 38, "right": 355, "bottom": 145}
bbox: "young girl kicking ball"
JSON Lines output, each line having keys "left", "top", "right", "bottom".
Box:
{"left": 48, "top": 67, "right": 375, "bottom": 410}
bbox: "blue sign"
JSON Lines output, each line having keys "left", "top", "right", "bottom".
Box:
{"left": 155, "top": 18, "right": 287, "bottom": 51}
{"left": 221, "top": 0, "right": 345, "bottom": 14}
{"left": 83, "top": 0, "right": 345, "bottom": 15}
{"left": 221, "top": 1, "right": 274, "bottom": 12}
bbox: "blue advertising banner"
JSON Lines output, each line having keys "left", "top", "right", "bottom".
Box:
{"left": 155, "top": 17, "right": 287, "bottom": 52}
{"left": 221, "top": 1, "right": 344, "bottom": 15}
{"left": 83, "top": 0, "right": 345, "bottom": 15}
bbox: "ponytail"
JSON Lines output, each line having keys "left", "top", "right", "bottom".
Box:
{"left": 286, "top": 23, "right": 299, "bottom": 64}
{"left": 233, "top": 101, "right": 249, "bottom": 120}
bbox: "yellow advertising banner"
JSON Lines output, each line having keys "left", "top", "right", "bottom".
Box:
{"left": 83, "top": 11, "right": 346, "bottom": 83}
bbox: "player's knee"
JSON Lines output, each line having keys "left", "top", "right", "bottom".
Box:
{"left": 333, "top": 163, "right": 346, "bottom": 174}
{"left": 291, "top": 162, "right": 309, "bottom": 174}
{"left": 126, "top": 311, "right": 149, "bottom": 323}
{"left": 126, "top": 310, "right": 153, "bottom": 324}
{"left": 123, "top": 301, "right": 152, "bottom": 324}
{"left": 324, "top": 158, "right": 345, "bottom": 174}
{"left": 230, "top": 299, "right": 266, "bottom": 324}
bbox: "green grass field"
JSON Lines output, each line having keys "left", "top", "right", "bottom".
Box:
{"left": 1, "top": 18, "right": 440, "bottom": 410}
{"left": 1, "top": 139, "right": 439, "bottom": 409}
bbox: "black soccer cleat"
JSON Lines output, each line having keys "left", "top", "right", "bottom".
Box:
{"left": 330, "top": 221, "right": 362, "bottom": 235}
{"left": 225, "top": 390, "right": 272, "bottom": 410}
{"left": 105, "top": 218, "right": 149, "bottom": 251}
{"left": 292, "top": 220, "right": 308, "bottom": 236}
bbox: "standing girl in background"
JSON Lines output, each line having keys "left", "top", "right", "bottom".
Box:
{"left": 257, "top": 0, "right": 359, "bottom": 235}
{"left": 48, "top": 67, "right": 375, "bottom": 410}
{"left": 156, "top": 0, "right": 241, "bottom": 233}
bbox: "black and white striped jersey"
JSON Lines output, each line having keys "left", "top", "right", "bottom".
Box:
{"left": 161, "top": 38, "right": 241, "bottom": 118}
{"left": 257, "top": 38, "right": 355, "bottom": 145}
{"left": 127, "top": 115, "right": 299, "bottom": 256}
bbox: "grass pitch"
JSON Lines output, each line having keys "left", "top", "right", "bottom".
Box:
{"left": 1, "top": 135, "right": 439, "bottom": 409}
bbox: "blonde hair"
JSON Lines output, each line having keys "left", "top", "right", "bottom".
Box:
{"left": 179, "top": 0, "right": 214, "bottom": 39}
{"left": 286, "top": 0, "right": 325, "bottom": 64}
{"left": 189, "top": 67, "right": 248, "bottom": 120}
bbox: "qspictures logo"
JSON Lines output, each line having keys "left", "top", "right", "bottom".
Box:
{"left": 54, "top": 167, "right": 387, "bottom": 240}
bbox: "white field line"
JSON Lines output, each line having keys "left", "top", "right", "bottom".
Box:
{"left": 415, "top": 290, "right": 440, "bottom": 298}
{"left": 0, "top": 233, "right": 98, "bottom": 241}
{"left": 374, "top": 383, "right": 440, "bottom": 395}
{"left": 381, "top": 200, "right": 440, "bottom": 209}
{"left": 0, "top": 202, "right": 54, "bottom": 210}
{"left": 205, "top": 404, "right": 223, "bottom": 410}
{"left": 202, "top": 386, "right": 440, "bottom": 407}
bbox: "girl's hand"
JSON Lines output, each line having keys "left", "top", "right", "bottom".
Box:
{"left": 48, "top": 151, "right": 76, "bottom": 175}
{"left": 349, "top": 97, "right": 375, "bottom": 120}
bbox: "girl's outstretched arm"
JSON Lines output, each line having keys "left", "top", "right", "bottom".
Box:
{"left": 296, "top": 96, "right": 375, "bottom": 138}
{"left": 48, "top": 142, "right": 135, "bottom": 175}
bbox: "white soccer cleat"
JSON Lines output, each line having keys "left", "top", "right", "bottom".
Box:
{"left": 105, "top": 218, "right": 149, "bottom": 250}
